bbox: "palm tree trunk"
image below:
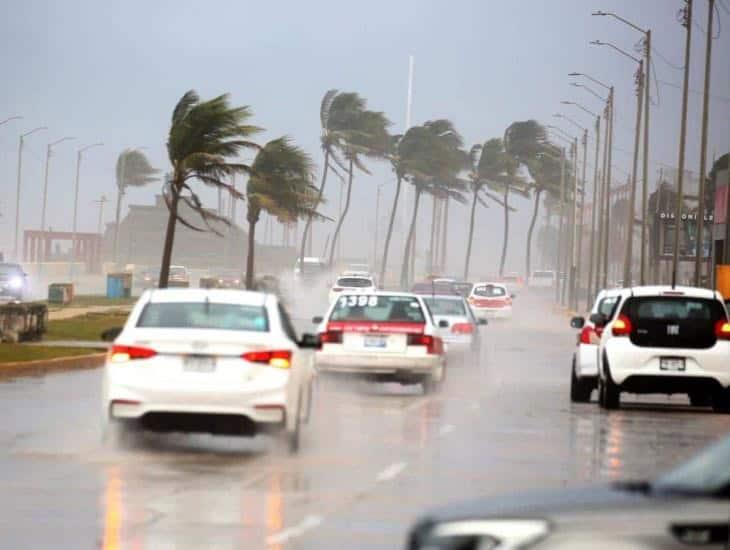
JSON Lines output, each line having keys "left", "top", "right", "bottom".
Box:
{"left": 526, "top": 188, "right": 542, "bottom": 285}
{"left": 328, "top": 158, "right": 353, "bottom": 267}
{"left": 112, "top": 185, "right": 124, "bottom": 267}
{"left": 428, "top": 195, "right": 438, "bottom": 273}
{"left": 400, "top": 188, "right": 422, "bottom": 288}
{"left": 440, "top": 197, "right": 449, "bottom": 271}
{"left": 245, "top": 214, "right": 258, "bottom": 289}
{"left": 379, "top": 175, "right": 402, "bottom": 287}
{"left": 158, "top": 186, "right": 179, "bottom": 289}
{"left": 299, "top": 149, "right": 330, "bottom": 264}
{"left": 463, "top": 188, "right": 479, "bottom": 280}
{"left": 499, "top": 185, "right": 510, "bottom": 277}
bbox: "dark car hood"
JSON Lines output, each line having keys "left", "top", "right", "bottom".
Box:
{"left": 422, "top": 483, "right": 662, "bottom": 523}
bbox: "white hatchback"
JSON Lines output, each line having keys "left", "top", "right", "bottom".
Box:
{"left": 313, "top": 292, "right": 446, "bottom": 393}
{"left": 468, "top": 282, "right": 513, "bottom": 319}
{"left": 596, "top": 286, "right": 730, "bottom": 412}
{"left": 328, "top": 274, "right": 376, "bottom": 304}
{"left": 102, "top": 288, "right": 316, "bottom": 452}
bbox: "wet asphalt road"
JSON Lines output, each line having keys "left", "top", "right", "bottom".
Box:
{"left": 1, "top": 291, "right": 729, "bottom": 549}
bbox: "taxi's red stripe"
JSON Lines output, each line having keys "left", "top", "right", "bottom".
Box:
{"left": 326, "top": 321, "right": 425, "bottom": 334}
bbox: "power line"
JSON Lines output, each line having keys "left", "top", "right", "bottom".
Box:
{"left": 652, "top": 46, "right": 684, "bottom": 71}
{"left": 657, "top": 79, "right": 730, "bottom": 103}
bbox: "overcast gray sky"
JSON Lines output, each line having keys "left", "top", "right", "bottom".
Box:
{"left": 1, "top": 0, "right": 728, "bottom": 273}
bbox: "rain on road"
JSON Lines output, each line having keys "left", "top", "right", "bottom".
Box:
{"left": 1, "top": 292, "right": 728, "bottom": 548}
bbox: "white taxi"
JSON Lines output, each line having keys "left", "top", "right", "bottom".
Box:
{"left": 313, "top": 292, "right": 446, "bottom": 393}
{"left": 468, "top": 282, "right": 513, "bottom": 319}
{"left": 328, "top": 273, "right": 376, "bottom": 303}
{"left": 102, "top": 288, "right": 317, "bottom": 452}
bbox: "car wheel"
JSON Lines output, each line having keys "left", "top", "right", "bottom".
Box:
{"left": 287, "top": 387, "right": 303, "bottom": 454}
{"left": 689, "top": 393, "right": 712, "bottom": 408}
{"left": 598, "top": 355, "right": 620, "bottom": 410}
{"left": 711, "top": 388, "right": 730, "bottom": 414}
{"left": 570, "top": 358, "right": 592, "bottom": 403}
{"left": 422, "top": 366, "right": 444, "bottom": 395}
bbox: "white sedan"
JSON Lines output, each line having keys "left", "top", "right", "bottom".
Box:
{"left": 313, "top": 292, "right": 446, "bottom": 393}
{"left": 102, "top": 288, "right": 316, "bottom": 452}
{"left": 468, "top": 282, "right": 513, "bottom": 319}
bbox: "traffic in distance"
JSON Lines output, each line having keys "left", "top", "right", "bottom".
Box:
{"left": 93, "top": 255, "right": 730, "bottom": 548}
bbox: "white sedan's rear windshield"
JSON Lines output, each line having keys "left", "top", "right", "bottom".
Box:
{"left": 473, "top": 285, "right": 506, "bottom": 297}
{"left": 137, "top": 302, "right": 269, "bottom": 332}
{"left": 336, "top": 277, "right": 372, "bottom": 288}
{"left": 330, "top": 295, "right": 425, "bottom": 323}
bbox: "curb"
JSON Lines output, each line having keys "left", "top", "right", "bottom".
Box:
{"left": 0, "top": 352, "right": 106, "bottom": 379}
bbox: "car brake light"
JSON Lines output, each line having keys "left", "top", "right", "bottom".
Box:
{"left": 451, "top": 322, "right": 474, "bottom": 334}
{"left": 408, "top": 333, "right": 443, "bottom": 354}
{"left": 612, "top": 314, "right": 632, "bottom": 337}
{"left": 715, "top": 320, "right": 730, "bottom": 340}
{"left": 579, "top": 326, "right": 593, "bottom": 344}
{"left": 242, "top": 349, "right": 292, "bottom": 369}
{"left": 332, "top": 287, "right": 343, "bottom": 292}
{"left": 319, "top": 330, "right": 343, "bottom": 345}
{"left": 109, "top": 344, "right": 157, "bottom": 363}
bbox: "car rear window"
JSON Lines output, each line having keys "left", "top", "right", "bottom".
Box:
{"left": 330, "top": 295, "right": 425, "bottom": 323}
{"left": 137, "top": 302, "right": 269, "bottom": 332}
{"left": 411, "top": 282, "right": 457, "bottom": 295}
{"left": 424, "top": 297, "right": 466, "bottom": 316}
{"left": 336, "top": 277, "right": 372, "bottom": 288}
{"left": 473, "top": 285, "right": 506, "bottom": 297}
{"left": 620, "top": 297, "right": 726, "bottom": 349}
{"left": 453, "top": 283, "right": 473, "bottom": 297}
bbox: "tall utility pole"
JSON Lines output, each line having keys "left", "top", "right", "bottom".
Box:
{"left": 94, "top": 195, "right": 108, "bottom": 234}
{"left": 14, "top": 127, "right": 47, "bottom": 261}
{"left": 70, "top": 143, "right": 103, "bottom": 280}
{"left": 603, "top": 88, "right": 614, "bottom": 287}
{"left": 547, "top": 128, "right": 573, "bottom": 304}
{"left": 593, "top": 11, "right": 652, "bottom": 285}
{"left": 555, "top": 148, "right": 566, "bottom": 303}
{"left": 694, "top": 0, "right": 715, "bottom": 286}
{"left": 623, "top": 59, "right": 644, "bottom": 286}
{"left": 41, "top": 137, "right": 74, "bottom": 262}
{"left": 672, "top": 0, "right": 693, "bottom": 288}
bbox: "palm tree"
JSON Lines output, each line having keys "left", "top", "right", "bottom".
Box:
{"left": 160, "top": 90, "right": 261, "bottom": 288}
{"left": 399, "top": 120, "right": 468, "bottom": 288}
{"left": 378, "top": 133, "right": 406, "bottom": 285}
{"left": 298, "top": 90, "right": 351, "bottom": 266}
{"left": 327, "top": 100, "right": 390, "bottom": 266}
{"left": 112, "top": 149, "right": 159, "bottom": 265}
{"left": 246, "top": 138, "right": 323, "bottom": 288}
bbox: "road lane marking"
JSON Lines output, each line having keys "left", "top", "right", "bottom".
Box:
{"left": 266, "top": 514, "right": 323, "bottom": 545}
{"left": 376, "top": 461, "right": 407, "bottom": 482}
{"left": 438, "top": 424, "right": 454, "bottom": 437}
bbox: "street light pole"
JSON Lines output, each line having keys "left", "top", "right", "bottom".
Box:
{"left": 41, "top": 137, "right": 75, "bottom": 258}
{"left": 694, "top": 0, "right": 715, "bottom": 286}
{"left": 70, "top": 143, "right": 103, "bottom": 280}
{"left": 672, "top": 0, "right": 693, "bottom": 288}
{"left": 603, "top": 87, "right": 615, "bottom": 288}
{"left": 14, "top": 126, "right": 47, "bottom": 261}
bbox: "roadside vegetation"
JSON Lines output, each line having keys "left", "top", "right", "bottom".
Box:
{"left": 0, "top": 345, "right": 99, "bottom": 364}
{"left": 45, "top": 312, "right": 129, "bottom": 342}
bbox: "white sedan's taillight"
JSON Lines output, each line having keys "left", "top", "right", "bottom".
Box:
{"left": 242, "top": 350, "right": 292, "bottom": 369}
{"left": 109, "top": 345, "right": 157, "bottom": 363}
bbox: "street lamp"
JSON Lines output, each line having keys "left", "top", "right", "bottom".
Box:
{"left": 41, "top": 137, "right": 75, "bottom": 242}
{"left": 594, "top": 11, "right": 653, "bottom": 284}
{"left": 591, "top": 39, "right": 644, "bottom": 287}
{"left": 70, "top": 143, "right": 103, "bottom": 280}
{"left": 14, "top": 126, "right": 48, "bottom": 261}
{"left": 569, "top": 82, "right": 607, "bottom": 103}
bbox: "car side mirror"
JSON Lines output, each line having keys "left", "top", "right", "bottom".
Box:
{"left": 438, "top": 320, "right": 449, "bottom": 328}
{"left": 570, "top": 316, "right": 585, "bottom": 329}
{"left": 299, "top": 333, "right": 320, "bottom": 349}
{"left": 101, "top": 327, "right": 123, "bottom": 342}
{"left": 589, "top": 313, "right": 608, "bottom": 327}
{"left": 478, "top": 318, "right": 488, "bottom": 326}
{"left": 312, "top": 316, "right": 323, "bottom": 324}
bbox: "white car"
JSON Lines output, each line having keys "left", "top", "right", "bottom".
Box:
{"left": 468, "top": 282, "right": 513, "bottom": 319}
{"left": 527, "top": 269, "right": 555, "bottom": 288}
{"left": 313, "top": 292, "right": 446, "bottom": 393}
{"left": 102, "top": 288, "right": 317, "bottom": 452}
{"left": 596, "top": 286, "right": 730, "bottom": 412}
{"left": 328, "top": 274, "right": 376, "bottom": 303}
{"left": 423, "top": 294, "right": 486, "bottom": 361}
{"left": 569, "top": 288, "right": 629, "bottom": 402}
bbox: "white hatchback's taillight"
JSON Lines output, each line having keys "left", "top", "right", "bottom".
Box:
{"left": 242, "top": 350, "right": 292, "bottom": 369}
{"left": 109, "top": 344, "right": 157, "bottom": 363}
{"left": 715, "top": 320, "right": 730, "bottom": 340}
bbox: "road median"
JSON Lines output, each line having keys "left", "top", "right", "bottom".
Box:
{"left": 0, "top": 351, "right": 106, "bottom": 379}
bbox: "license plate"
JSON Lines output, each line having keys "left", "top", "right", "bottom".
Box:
{"left": 183, "top": 355, "right": 217, "bottom": 372}
{"left": 363, "top": 335, "right": 387, "bottom": 349}
{"left": 660, "top": 357, "right": 685, "bottom": 371}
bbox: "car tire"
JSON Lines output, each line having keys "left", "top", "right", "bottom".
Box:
{"left": 287, "top": 387, "right": 303, "bottom": 454}
{"left": 598, "top": 355, "right": 620, "bottom": 410}
{"left": 689, "top": 393, "right": 712, "bottom": 408}
{"left": 423, "top": 365, "right": 445, "bottom": 395}
{"left": 570, "top": 358, "right": 592, "bottom": 403}
{"left": 711, "top": 388, "right": 730, "bottom": 414}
